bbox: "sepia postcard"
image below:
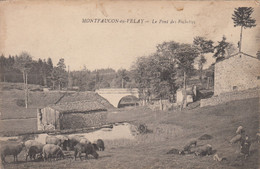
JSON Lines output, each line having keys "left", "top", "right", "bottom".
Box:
{"left": 0, "top": 0, "right": 259, "bottom": 169}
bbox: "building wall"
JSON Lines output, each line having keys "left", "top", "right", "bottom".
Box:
{"left": 214, "top": 54, "right": 260, "bottom": 96}
{"left": 38, "top": 107, "right": 107, "bottom": 130}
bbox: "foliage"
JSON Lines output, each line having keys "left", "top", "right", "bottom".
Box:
{"left": 213, "top": 36, "right": 229, "bottom": 59}
{"left": 13, "top": 52, "right": 33, "bottom": 75}
{"left": 193, "top": 36, "right": 214, "bottom": 83}
{"left": 232, "top": 7, "right": 256, "bottom": 28}
{"left": 232, "top": 7, "right": 256, "bottom": 52}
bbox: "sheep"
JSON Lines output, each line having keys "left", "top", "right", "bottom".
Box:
{"left": 0, "top": 141, "right": 24, "bottom": 163}
{"left": 74, "top": 143, "right": 99, "bottom": 160}
{"left": 24, "top": 140, "right": 44, "bottom": 162}
{"left": 42, "top": 144, "right": 64, "bottom": 161}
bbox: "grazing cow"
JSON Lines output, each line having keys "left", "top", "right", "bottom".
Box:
{"left": 45, "top": 136, "right": 62, "bottom": 147}
{"left": 42, "top": 144, "right": 64, "bottom": 161}
{"left": 96, "top": 139, "right": 105, "bottom": 151}
{"left": 24, "top": 140, "right": 44, "bottom": 161}
{"left": 194, "top": 144, "right": 213, "bottom": 156}
{"left": 74, "top": 143, "right": 99, "bottom": 160}
{"left": 0, "top": 141, "right": 24, "bottom": 163}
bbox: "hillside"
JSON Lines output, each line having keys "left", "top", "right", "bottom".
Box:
{"left": 0, "top": 83, "right": 113, "bottom": 120}
{"left": 1, "top": 97, "right": 259, "bottom": 169}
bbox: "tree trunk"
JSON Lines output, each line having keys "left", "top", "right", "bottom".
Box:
{"left": 52, "top": 81, "right": 55, "bottom": 90}
{"left": 199, "top": 63, "right": 203, "bottom": 85}
{"left": 59, "top": 81, "right": 61, "bottom": 90}
{"left": 25, "top": 73, "right": 28, "bottom": 109}
{"left": 43, "top": 74, "right": 47, "bottom": 87}
{"left": 239, "top": 26, "right": 243, "bottom": 52}
{"left": 22, "top": 71, "right": 27, "bottom": 108}
{"left": 182, "top": 71, "right": 187, "bottom": 109}
{"left": 122, "top": 78, "right": 124, "bottom": 88}
{"left": 159, "top": 97, "right": 163, "bottom": 110}
{"left": 183, "top": 71, "right": 186, "bottom": 89}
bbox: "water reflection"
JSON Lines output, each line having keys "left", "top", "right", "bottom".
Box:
{"left": 0, "top": 123, "right": 136, "bottom": 143}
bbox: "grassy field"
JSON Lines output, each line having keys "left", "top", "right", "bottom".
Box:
{"left": 0, "top": 88, "right": 259, "bottom": 169}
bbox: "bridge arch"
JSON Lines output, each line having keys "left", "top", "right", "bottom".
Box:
{"left": 117, "top": 95, "right": 139, "bottom": 108}
{"left": 95, "top": 88, "right": 139, "bottom": 108}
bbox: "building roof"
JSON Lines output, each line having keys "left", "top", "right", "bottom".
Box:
{"left": 48, "top": 100, "right": 107, "bottom": 114}
{"left": 216, "top": 52, "right": 259, "bottom": 64}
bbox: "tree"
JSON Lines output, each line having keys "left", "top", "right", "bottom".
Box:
{"left": 257, "top": 51, "right": 260, "bottom": 60}
{"left": 50, "top": 58, "right": 67, "bottom": 90}
{"left": 13, "top": 52, "right": 33, "bottom": 108}
{"left": 131, "top": 56, "right": 152, "bottom": 105}
{"left": 232, "top": 7, "right": 256, "bottom": 52}
{"left": 157, "top": 41, "right": 199, "bottom": 108}
{"left": 117, "top": 69, "right": 129, "bottom": 88}
{"left": 213, "top": 36, "right": 229, "bottom": 61}
{"left": 193, "top": 36, "right": 214, "bottom": 84}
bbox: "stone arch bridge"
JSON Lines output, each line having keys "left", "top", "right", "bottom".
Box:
{"left": 95, "top": 88, "right": 139, "bottom": 108}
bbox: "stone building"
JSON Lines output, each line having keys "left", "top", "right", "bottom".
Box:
{"left": 214, "top": 52, "right": 260, "bottom": 96}
{"left": 37, "top": 100, "right": 107, "bottom": 130}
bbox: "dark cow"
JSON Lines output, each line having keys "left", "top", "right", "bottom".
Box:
{"left": 74, "top": 143, "right": 99, "bottom": 160}
{"left": 42, "top": 144, "right": 64, "bottom": 161}
{"left": 96, "top": 139, "right": 105, "bottom": 151}
{"left": 0, "top": 141, "right": 24, "bottom": 163}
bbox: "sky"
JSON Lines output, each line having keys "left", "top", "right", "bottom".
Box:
{"left": 0, "top": 1, "right": 259, "bottom": 71}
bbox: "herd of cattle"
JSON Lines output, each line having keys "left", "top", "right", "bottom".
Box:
{"left": 0, "top": 134, "right": 105, "bottom": 164}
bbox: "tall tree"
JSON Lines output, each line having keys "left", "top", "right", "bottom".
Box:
{"left": 46, "top": 58, "right": 54, "bottom": 87}
{"left": 193, "top": 36, "right": 214, "bottom": 84}
{"left": 51, "top": 58, "right": 67, "bottom": 90}
{"left": 118, "top": 69, "right": 129, "bottom": 88}
{"left": 13, "top": 52, "right": 33, "bottom": 108}
{"left": 232, "top": 7, "right": 256, "bottom": 52}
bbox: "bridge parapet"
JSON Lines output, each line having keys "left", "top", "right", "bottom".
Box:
{"left": 96, "top": 88, "right": 139, "bottom": 96}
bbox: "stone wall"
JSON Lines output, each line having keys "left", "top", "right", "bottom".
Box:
{"left": 200, "top": 89, "right": 259, "bottom": 107}
{"left": 214, "top": 54, "right": 260, "bottom": 96}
